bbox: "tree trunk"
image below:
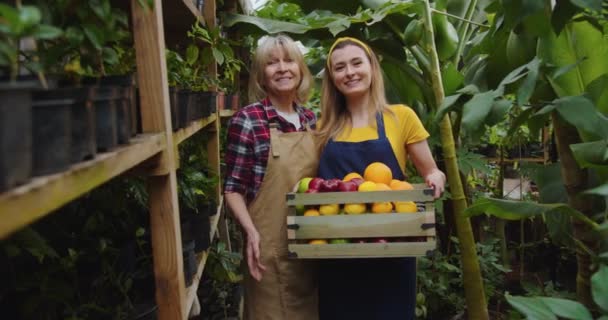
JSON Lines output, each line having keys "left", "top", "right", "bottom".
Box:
{"left": 551, "top": 113, "right": 597, "bottom": 308}
{"left": 422, "top": 1, "right": 489, "bottom": 319}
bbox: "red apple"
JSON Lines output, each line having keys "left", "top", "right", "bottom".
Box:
{"left": 320, "top": 178, "right": 341, "bottom": 192}
{"left": 349, "top": 177, "right": 365, "bottom": 187}
{"left": 374, "top": 238, "right": 388, "bottom": 243}
{"left": 305, "top": 189, "right": 319, "bottom": 193}
{"left": 338, "top": 180, "right": 358, "bottom": 192}
{"left": 308, "top": 177, "right": 325, "bottom": 191}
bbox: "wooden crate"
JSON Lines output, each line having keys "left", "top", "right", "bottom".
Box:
{"left": 286, "top": 184, "right": 437, "bottom": 259}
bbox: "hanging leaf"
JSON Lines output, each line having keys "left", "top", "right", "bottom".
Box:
{"left": 506, "top": 294, "right": 558, "bottom": 320}
{"left": 570, "top": 140, "right": 608, "bottom": 168}
{"left": 435, "top": 93, "right": 463, "bottom": 121}
{"left": 553, "top": 95, "right": 608, "bottom": 139}
{"left": 186, "top": 45, "right": 199, "bottom": 66}
{"left": 592, "top": 265, "right": 608, "bottom": 312}
{"left": 569, "top": 0, "right": 602, "bottom": 11}
{"left": 442, "top": 62, "right": 464, "bottom": 96}
{"left": 584, "top": 182, "right": 608, "bottom": 196}
{"left": 516, "top": 57, "right": 541, "bottom": 106}
{"left": 461, "top": 90, "right": 499, "bottom": 134}
{"left": 541, "top": 297, "right": 593, "bottom": 320}
{"left": 224, "top": 13, "right": 311, "bottom": 34}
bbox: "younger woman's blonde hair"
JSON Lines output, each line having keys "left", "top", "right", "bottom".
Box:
{"left": 316, "top": 38, "right": 390, "bottom": 149}
{"left": 248, "top": 34, "right": 313, "bottom": 104}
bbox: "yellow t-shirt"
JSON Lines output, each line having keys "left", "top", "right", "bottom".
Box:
{"left": 334, "top": 105, "right": 430, "bottom": 174}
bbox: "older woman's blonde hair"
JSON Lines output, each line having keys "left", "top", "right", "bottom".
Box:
{"left": 316, "top": 39, "right": 390, "bottom": 149}
{"left": 248, "top": 34, "right": 313, "bottom": 104}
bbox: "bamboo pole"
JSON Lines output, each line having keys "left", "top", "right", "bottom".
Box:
{"left": 421, "top": 1, "right": 489, "bottom": 319}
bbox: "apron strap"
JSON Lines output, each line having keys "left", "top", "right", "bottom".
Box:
{"left": 376, "top": 112, "right": 387, "bottom": 139}
{"left": 269, "top": 122, "right": 281, "bottom": 158}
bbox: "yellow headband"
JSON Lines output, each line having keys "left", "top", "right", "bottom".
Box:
{"left": 327, "top": 37, "right": 373, "bottom": 67}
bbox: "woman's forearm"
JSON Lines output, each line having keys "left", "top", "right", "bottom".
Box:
{"left": 225, "top": 192, "right": 257, "bottom": 235}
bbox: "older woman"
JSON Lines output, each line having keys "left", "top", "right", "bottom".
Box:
{"left": 223, "top": 34, "right": 318, "bottom": 320}
{"left": 315, "top": 37, "right": 446, "bottom": 319}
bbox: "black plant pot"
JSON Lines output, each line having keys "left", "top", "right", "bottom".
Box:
{"left": 177, "top": 89, "right": 192, "bottom": 129}
{"left": 91, "top": 86, "right": 118, "bottom": 152}
{"left": 169, "top": 87, "right": 179, "bottom": 131}
{"left": 189, "top": 91, "right": 203, "bottom": 122}
{"left": 205, "top": 199, "right": 218, "bottom": 216}
{"left": 0, "top": 84, "right": 32, "bottom": 191}
{"left": 206, "top": 91, "right": 217, "bottom": 114}
{"left": 69, "top": 87, "right": 96, "bottom": 163}
{"left": 31, "top": 89, "right": 73, "bottom": 176}
{"left": 192, "top": 210, "right": 211, "bottom": 253}
{"left": 115, "top": 86, "right": 132, "bottom": 144}
{"left": 183, "top": 239, "right": 197, "bottom": 287}
{"left": 200, "top": 92, "right": 212, "bottom": 118}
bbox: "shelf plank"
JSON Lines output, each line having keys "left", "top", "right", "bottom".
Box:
{"left": 185, "top": 195, "right": 224, "bottom": 316}
{"left": 173, "top": 114, "right": 218, "bottom": 145}
{"left": 220, "top": 109, "right": 235, "bottom": 118}
{"left": 0, "top": 133, "right": 166, "bottom": 239}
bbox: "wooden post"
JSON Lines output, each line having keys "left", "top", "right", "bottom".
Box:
{"left": 131, "top": 1, "right": 186, "bottom": 319}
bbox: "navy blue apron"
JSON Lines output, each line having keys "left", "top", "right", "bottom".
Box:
{"left": 317, "top": 113, "right": 416, "bottom": 320}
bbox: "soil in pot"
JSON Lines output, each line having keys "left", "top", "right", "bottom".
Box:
{"left": 90, "top": 86, "right": 118, "bottom": 152}
{"left": 0, "top": 84, "right": 32, "bottom": 191}
{"left": 31, "top": 89, "right": 73, "bottom": 176}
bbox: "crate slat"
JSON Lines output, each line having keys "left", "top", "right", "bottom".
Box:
{"left": 286, "top": 189, "right": 433, "bottom": 206}
{"left": 288, "top": 241, "right": 436, "bottom": 259}
{"left": 287, "top": 212, "right": 435, "bottom": 239}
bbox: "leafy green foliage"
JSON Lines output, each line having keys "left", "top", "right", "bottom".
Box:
{"left": 205, "top": 242, "right": 243, "bottom": 283}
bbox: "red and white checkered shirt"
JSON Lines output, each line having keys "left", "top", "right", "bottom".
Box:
{"left": 223, "top": 98, "right": 317, "bottom": 204}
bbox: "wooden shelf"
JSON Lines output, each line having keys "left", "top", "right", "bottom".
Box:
{"left": 185, "top": 195, "right": 223, "bottom": 313}
{"left": 0, "top": 133, "right": 166, "bottom": 239}
{"left": 220, "top": 109, "right": 235, "bottom": 118}
{"left": 173, "top": 114, "right": 218, "bottom": 145}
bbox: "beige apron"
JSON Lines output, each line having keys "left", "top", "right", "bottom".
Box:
{"left": 243, "top": 123, "right": 319, "bottom": 320}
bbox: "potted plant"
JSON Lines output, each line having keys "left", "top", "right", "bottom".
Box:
{"left": 0, "top": 3, "right": 62, "bottom": 186}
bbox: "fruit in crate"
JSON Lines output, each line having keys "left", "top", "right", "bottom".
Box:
{"left": 308, "top": 177, "right": 325, "bottom": 192}
{"left": 309, "top": 239, "right": 328, "bottom": 245}
{"left": 338, "top": 180, "right": 358, "bottom": 192}
{"left": 295, "top": 204, "right": 306, "bottom": 215}
{"left": 349, "top": 177, "right": 365, "bottom": 188}
{"left": 297, "top": 177, "right": 313, "bottom": 193}
{"left": 343, "top": 172, "right": 363, "bottom": 181}
{"left": 319, "top": 204, "right": 340, "bottom": 215}
{"left": 303, "top": 208, "right": 320, "bottom": 216}
{"left": 395, "top": 201, "right": 418, "bottom": 213}
{"left": 364, "top": 162, "right": 393, "bottom": 185}
{"left": 390, "top": 179, "right": 414, "bottom": 190}
{"left": 329, "top": 239, "right": 350, "bottom": 244}
{"left": 320, "top": 178, "right": 342, "bottom": 192}
{"left": 344, "top": 203, "right": 366, "bottom": 214}
{"left": 358, "top": 181, "right": 377, "bottom": 192}
{"left": 372, "top": 202, "right": 393, "bottom": 213}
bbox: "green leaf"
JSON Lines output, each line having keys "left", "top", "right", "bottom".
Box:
{"left": 584, "top": 182, "right": 608, "bottom": 196}
{"left": 186, "top": 45, "right": 199, "bottom": 66}
{"left": 570, "top": 140, "right": 608, "bottom": 168}
{"left": 18, "top": 6, "right": 41, "bottom": 29}
{"left": 569, "top": 0, "right": 602, "bottom": 11}
{"left": 32, "top": 24, "right": 62, "bottom": 39}
{"left": 223, "top": 13, "right": 311, "bottom": 34}
{"left": 487, "top": 99, "right": 512, "bottom": 125}
{"left": 102, "top": 47, "right": 118, "bottom": 65}
{"left": 211, "top": 47, "right": 224, "bottom": 66}
{"left": 586, "top": 74, "right": 608, "bottom": 116}
{"left": 461, "top": 91, "right": 498, "bottom": 134}
{"left": 326, "top": 17, "right": 351, "bottom": 36}
{"left": 83, "top": 24, "right": 103, "bottom": 50}
{"left": 517, "top": 57, "right": 540, "bottom": 106}
{"left": 457, "top": 150, "right": 490, "bottom": 176}
{"left": 442, "top": 63, "right": 464, "bottom": 96}
{"left": 538, "top": 297, "right": 593, "bottom": 320}
{"left": 435, "top": 93, "right": 462, "bottom": 122}
{"left": 592, "top": 265, "right": 608, "bottom": 312}
{"left": 464, "top": 197, "right": 589, "bottom": 224}
{"left": 553, "top": 95, "right": 608, "bottom": 139}
{"left": 0, "top": 4, "right": 20, "bottom": 31}
{"left": 506, "top": 294, "right": 558, "bottom": 320}
{"left": 551, "top": 0, "right": 579, "bottom": 34}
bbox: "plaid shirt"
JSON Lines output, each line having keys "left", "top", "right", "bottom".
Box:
{"left": 224, "top": 98, "right": 317, "bottom": 204}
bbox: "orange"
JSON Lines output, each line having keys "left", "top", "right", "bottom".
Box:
{"left": 304, "top": 208, "right": 320, "bottom": 216}
{"left": 344, "top": 203, "right": 367, "bottom": 214}
{"left": 394, "top": 201, "right": 418, "bottom": 213}
{"left": 364, "top": 162, "right": 393, "bottom": 185}
{"left": 372, "top": 202, "right": 393, "bottom": 213}
{"left": 390, "top": 180, "right": 414, "bottom": 190}
{"left": 343, "top": 172, "right": 363, "bottom": 182}
{"left": 358, "top": 181, "right": 377, "bottom": 192}
{"left": 319, "top": 204, "right": 340, "bottom": 215}
{"left": 375, "top": 183, "right": 391, "bottom": 191}
{"left": 309, "top": 239, "right": 328, "bottom": 245}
